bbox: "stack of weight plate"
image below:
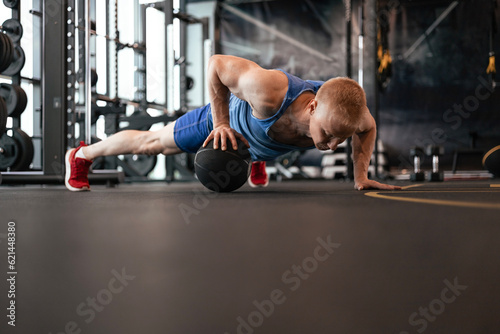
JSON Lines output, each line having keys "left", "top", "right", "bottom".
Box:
{"left": 1, "top": 7, "right": 31, "bottom": 175}
{"left": 0, "top": 83, "right": 27, "bottom": 118}
{"left": 0, "top": 19, "right": 25, "bottom": 76}
{"left": 0, "top": 83, "right": 32, "bottom": 171}
{"left": 0, "top": 128, "right": 33, "bottom": 171}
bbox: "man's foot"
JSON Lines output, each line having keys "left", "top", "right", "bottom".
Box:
{"left": 65, "top": 142, "right": 93, "bottom": 191}
{"left": 248, "top": 161, "right": 269, "bottom": 188}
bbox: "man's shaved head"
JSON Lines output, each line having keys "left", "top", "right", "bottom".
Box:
{"left": 315, "top": 77, "right": 366, "bottom": 131}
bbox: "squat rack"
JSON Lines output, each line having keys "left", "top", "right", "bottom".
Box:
{"left": 1, "top": 0, "right": 213, "bottom": 185}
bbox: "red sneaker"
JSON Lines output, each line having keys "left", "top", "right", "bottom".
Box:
{"left": 65, "top": 142, "right": 92, "bottom": 191}
{"left": 248, "top": 161, "right": 269, "bottom": 188}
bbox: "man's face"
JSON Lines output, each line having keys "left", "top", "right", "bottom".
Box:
{"left": 309, "top": 101, "right": 354, "bottom": 151}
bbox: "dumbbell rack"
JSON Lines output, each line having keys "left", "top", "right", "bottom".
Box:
{"left": 1, "top": 0, "right": 122, "bottom": 186}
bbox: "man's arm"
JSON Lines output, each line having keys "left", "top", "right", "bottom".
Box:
{"left": 352, "top": 109, "right": 401, "bottom": 191}
{"left": 203, "top": 55, "right": 287, "bottom": 150}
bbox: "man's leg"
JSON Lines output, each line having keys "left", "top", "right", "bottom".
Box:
{"left": 81, "top": 121, "right": 182, "bottom": 160}
{"left": 65, "top": 103, "right": 212, "bottom": 191}
{"left": 65, "top": 121, "right": 183, "bottom": 191}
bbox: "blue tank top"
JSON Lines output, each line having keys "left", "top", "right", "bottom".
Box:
{"left": 208, "top": 70, "right": 324, "bottom": 161}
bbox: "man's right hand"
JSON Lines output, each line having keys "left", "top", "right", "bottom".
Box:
{"left": 203, "top": 124, "right": 250, "bottom": 151}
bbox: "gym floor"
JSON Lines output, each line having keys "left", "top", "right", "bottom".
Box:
{"left": 1, "top": 179, "right": 500, "bottom": 334}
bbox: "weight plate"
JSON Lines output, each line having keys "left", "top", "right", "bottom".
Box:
{"left": 2, "top": 19, "right": 23, "bottom": 44}
{"left": 4, "top": 32, "right": 14, "bottom": 69}
{"left": 0, "top": 97, "right": 7, "bottom": 137}
{"left": 0, "top": 128, "right": 33, "bottom": 171}
{"left": 12, "top": 128, "right": 33, "bottom": 170}
{"left": 19, "top": 85, "right": 27, "bottom": 115}
{"left": 91, "top": 68, "right": 98, "bottom": 87}
{"left": 2, "top": 45, "right": 25, "bottom": 76}
{"left": 2, "top": 0, "right": 19, "bottom": 8}
{"left": 174, "top": 153, "right": 195, "bottom": 172}
{"left": 122, "top": 154, "right": 157, "bottom": 176}
{"left": 0, "top": 39, "right": 4, "bottom": 74}
{"left": 0, "top": 129, "right": 19, "bottom": 170}
{"left": 0, "top": 34, "right": 4, "bottom": 71}
{"left": 12, "top": 85, "right": 27, "bottom": 117}
{"left": 91, "top": 156, "right": 115, "bottom": 170}
{"left": 0, "top": 33, "right": 10, "bottom": 73}
{"left": 0, "top": 84, "right": 17, "bottom": 116}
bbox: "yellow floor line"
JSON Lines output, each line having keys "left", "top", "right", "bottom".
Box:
{"left": 365, "top": 191, "right": 500, "bottom": 210}
{"left": 388, "top": 190, "right": 500, "bottom": 193}
{"left": 401, "top": 184, "right": 424, "bottom": 190}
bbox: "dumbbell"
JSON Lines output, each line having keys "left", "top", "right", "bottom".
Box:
{"left": 410, "top": 146, "right": 425, "bottom": 181}
{"left": 426, "top": 145, "right": 444, "bottom": 182}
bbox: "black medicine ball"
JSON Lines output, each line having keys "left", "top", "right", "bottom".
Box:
{"left": 194, "top": 138, "right": 252, "bottom": 192}
{"left": 483, "top": 145, "right": 500, "bottom": 177}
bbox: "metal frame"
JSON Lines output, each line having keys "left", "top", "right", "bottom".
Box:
{"left": 345, "top": 0, "right": 354, "bottom": 180}
{"left": 164, "top": 0, "right": 176, "bottom": 181}
{"left": 5, "top": 0, "right": 22, "bottom": 130}
{"left": 155, "top": 0, "right": 212, "bottom": 182}
{"left": 178, "top": 0, "right": 188, "bottom": 113}
{"left": 372, "top": 0, "right": 380, "bottom": 179}
{"left": 31, "top": 1, "right": 43, "bottom": 170}
{"left": 2, "top": 0, "right": 211, "bottom": 185}
{"left": 1, "top": 0, "right": 122, "bottom": 185}
{"left": 42, "top": 0, "right": 68, "bottom": 176}
{"left": 137, "top": 3, "right": 148, "bottom": 109}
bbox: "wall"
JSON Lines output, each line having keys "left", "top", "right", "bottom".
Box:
{"left": 192, "top": 0, "right": 500, "bottom": 170}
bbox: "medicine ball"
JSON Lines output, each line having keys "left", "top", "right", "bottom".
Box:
{"left": 194, "top": 138, "right": 251, "bottom": 192}
{"left": 483, "top": 145, "right": 500, "bottom": 177}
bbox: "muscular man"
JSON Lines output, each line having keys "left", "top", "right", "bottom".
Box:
{"left": 65, "top": 55, "right": 401, "bottom": 191}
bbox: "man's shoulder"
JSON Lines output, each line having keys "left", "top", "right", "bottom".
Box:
{"left": 242, "top": 69, "right": 288, "bottom": 119}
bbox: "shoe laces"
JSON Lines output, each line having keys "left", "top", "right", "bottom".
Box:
{"left": 72, "top": 158, "right": 92, "bottom": 180}
{"left": 251, "top": 161, "right": 266, "bottom": 178}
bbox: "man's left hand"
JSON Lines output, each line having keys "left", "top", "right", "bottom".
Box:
{"left": 354, "top": 179, "right": 402, "bottom": 191}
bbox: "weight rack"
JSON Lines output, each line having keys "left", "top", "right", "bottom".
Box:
{"left": 1, "top": 0, "right": 35, "bottom": 176}
{"left": 1, "top": 0, "right": 123, "bottom": 185}
{"left": 1, "top": 0, "right": 213, "bottom": 186}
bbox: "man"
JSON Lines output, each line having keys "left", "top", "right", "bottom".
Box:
{"left": 65, "top": 55, "right": 401, "bottom": 191}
